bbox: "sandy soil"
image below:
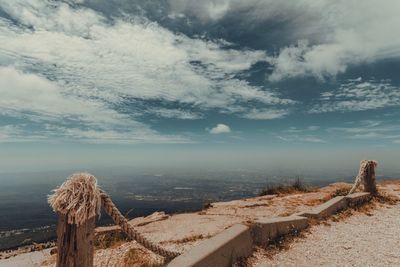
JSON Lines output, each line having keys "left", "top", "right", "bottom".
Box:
{"left": 249, "top": 182, "right": 400, "bottom": 267}
{"left": 0, "top": 249, "right": 52, "bottom": 267}
{"left": 1, "top": 181, "right": 399, "bottom": 267}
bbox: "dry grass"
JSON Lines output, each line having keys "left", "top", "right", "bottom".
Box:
{"left": 160, "top": 233, "right": 211, "bottom": 245}
{"left": 331, "top": 186, "right": 352, "bottom": 197}
{"left": 122, "top": 248, "right": 157, "bottom": 267}
{"left": 95, "top": 231, "right": 128, "bottom": 249}
{"left": 232, "top": 256, "right": 252, "bottom": 267}
{"left": 203, "top": 201, "right": 214, "bottom": 210}
{"left": 258, "top": 177, "right": 313, "bottom": 196}
{"left": 302, "top": 184, "right": 352, "bottom": 207}
{"left": 243, "top": 203, "right": 270, "bottom": 208}
{"left": 373, "top": 192, "right": 400, "bottom": 205}
{"left": 255, "top": 226, "right": 310, "bottom": 261}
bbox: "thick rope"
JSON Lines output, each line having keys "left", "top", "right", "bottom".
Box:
{"left": 49, "top": 174, "right": 180, "bottom": 266}
{"left": 100, "top": 189, "right": 180, "bottom": 265}
{"left": 348, "top": 160, "right": 377, "bottom": 195}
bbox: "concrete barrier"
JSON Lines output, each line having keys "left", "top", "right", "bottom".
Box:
{"left": 168, "top": 193, "right": 372, "bottom": 266}
{"left": 299, "top": 196, "right": 348, "bottom": 219}
{"left": 252, "top": 215, "right": 308, "bottom": 245}
{"left": 167, "top": 224, "right": 252, "bottom": 267}
{"left": 346, "top": 192, "right": 371, "bottom": 207}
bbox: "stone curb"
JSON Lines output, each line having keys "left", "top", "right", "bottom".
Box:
{"left": 251, "top": 215, "right": 308, "bottom": 245}
{"left": 298, "top": 196, "right": 348, "bottom": 219}
{"left": 167, "top": 192, "right": 371, "bottom": 266}
{"left": 167, "top": 224, "right": 252, "bottom": 267}
{"left": 346, "top": 192, "right": 372, "bottom": 207}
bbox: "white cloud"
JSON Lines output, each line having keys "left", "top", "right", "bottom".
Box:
{"left": 0, "top": 67, "right": 127, "bottom": 126}
{"left": 149, "top": 108, "right": 203, "bottom": 120}
{"left": 267, "top": 1, "right": 400, "bottom": 80}
{"left": 171, "top": 1, "right": 400, "bottom": 80}
{"left": 208, "top": 124, "right": 231, "bottom": 134}
{"left": 45, "top": 125, "right": 192, "bottom": 144}
{"left": 0, "top": 0, "right": 294, "bottom": 143}
{"left": 240, "top": 108, "right": 288, "bottom": 120}
{"left": 277, "top": 125, "right": 325, "bottom": 143}
{"left": 276, "top": 134, "right": 325, "bottom": 143}
{"left": 328, "top": 120, "right": 400, "bottom": 142}
{"left": 310, "top": 79, "right": 400, "bottom": 113}
{"left": 0, "top": 67, "right": 190, "bottom": 143}
{"left": 0, "top": 0, "right": 290, "bottom": 114}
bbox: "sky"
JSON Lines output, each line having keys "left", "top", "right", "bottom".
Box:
{"left": 0, "top": 0, "right": 400, "bottom": 174}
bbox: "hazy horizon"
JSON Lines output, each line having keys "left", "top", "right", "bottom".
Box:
{"left": 1, "top": 145, "right": 399, "bottom": 179}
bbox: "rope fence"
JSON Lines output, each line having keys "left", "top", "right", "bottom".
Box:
{"left": 48, "top": 160, "right": 378, "bottom": 267}
{"left": 48, "top": 173, "right": 179, "bottom": 267}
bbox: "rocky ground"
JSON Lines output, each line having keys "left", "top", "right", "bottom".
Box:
{"left": 0, "top": 180, "right": 399, "bottom": 267}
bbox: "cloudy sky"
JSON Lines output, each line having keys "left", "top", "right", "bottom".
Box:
{"left": 0, "top": 0, "right": 399, "bottom": 172}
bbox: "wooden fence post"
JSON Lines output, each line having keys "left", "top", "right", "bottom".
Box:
{"left": 56, "top": 214, "right": 95, "bottom": 267}
{"left": 48, "top": 173, "right": 101, "bottom": 267}
{"left": 363, "top": 161, "right": 378, "bottom": 195}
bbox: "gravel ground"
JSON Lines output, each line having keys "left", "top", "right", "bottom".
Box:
{"left": 250, "top": 191, "right": 400, "bottom": 266}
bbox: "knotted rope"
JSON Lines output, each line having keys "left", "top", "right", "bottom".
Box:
{"left": 348, "top": 160, "right": 378, "bottom": 195}
{"left": 49, "top": 173, "right": 179, "bottom": 265}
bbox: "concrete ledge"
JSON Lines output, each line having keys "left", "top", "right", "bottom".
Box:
{"left": 300, "top": 196, "right": 347, "bottom": 219}
{"left": 167, "top": 224, "right": 252, "bottom": 267}
{"left": 252, "top": 215, "right": 308, "bottom": 245}
{"left": 346, "top": 192, "right": 371, "bottom": 207}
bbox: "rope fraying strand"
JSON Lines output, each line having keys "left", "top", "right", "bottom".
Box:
{"left": 48, "top": 173, "right": 101, "bottom": 226}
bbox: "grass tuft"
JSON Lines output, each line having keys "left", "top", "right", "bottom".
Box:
{"left": 122, "top": 248, "right": 156, "bottom": 267}
{"left": 95, "top": 231, "right": 128, "bottom": 249}
{"left": 258, "top": 177, "right": 312, "bottom": 196}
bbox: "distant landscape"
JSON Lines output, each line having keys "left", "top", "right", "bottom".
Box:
{"left": 1, "top": 167, "right": 399, "bottom": 250}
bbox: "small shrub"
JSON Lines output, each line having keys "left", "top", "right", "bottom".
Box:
{"left": 95, "top": 231, "right": 128, "bottom": 249}
{"left": 258, "top": 177, "right": 311, "bottom": 196}
{"left": 331, "top": 187, "right": 351, "bottom": 197}
{"left": 203, "top": 201, "right": 213, "bottom": 210}
{"left": 123, "top": 248, "right": 156, "bottom": 267}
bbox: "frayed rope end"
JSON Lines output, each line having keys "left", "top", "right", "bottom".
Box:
{"left": 48, "top": 173, "right": 101, "bottom": 226}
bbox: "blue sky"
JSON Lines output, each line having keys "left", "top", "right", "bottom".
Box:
{"left": 0, "top": 0, "right": 400, "bottom": 172}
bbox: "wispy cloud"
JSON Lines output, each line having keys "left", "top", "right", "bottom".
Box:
{"left": 276, "top": 125, "right": 325, "bottom": 143}
{"left": 239, "top": 108, "right": 289, "bottom": 120}
{"left": 0, "top": 0, "right": 293, "bottom": 143}
{"left": 169, "top": 1, "right": 400, "bottom": 81}
{"left": 148, "top": 108, "right": 203, "bottom": 120}
{"left": 328, "top": 120, "right": 400, "bottom": 142}
{"left": 309, "top": 79, "right": 400, "bottom": 113}
{"left": 276, "top": 134, "right": 326, "bottom": 143}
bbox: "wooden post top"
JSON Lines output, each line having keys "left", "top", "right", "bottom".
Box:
{"left": 48, "top": 173, "right": 101, "bottom": 225}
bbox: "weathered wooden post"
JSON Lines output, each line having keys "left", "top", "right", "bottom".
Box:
{"left": 363, "top": 160, "right": 378, "bottom": 195}
{"left": 348, "top": 160, "right": 378, "bottom": 195}
{"left": 48, "top": 173, "right": 101, "bottom": 267}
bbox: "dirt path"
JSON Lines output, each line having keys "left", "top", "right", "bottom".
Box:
{"left": 249, "top": 188, "right": 400, "bottom": 267}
